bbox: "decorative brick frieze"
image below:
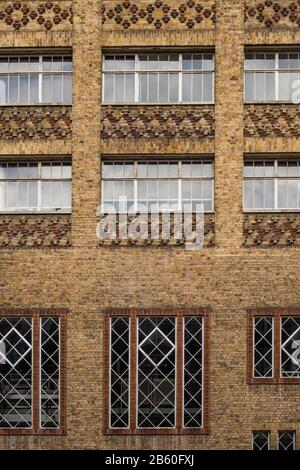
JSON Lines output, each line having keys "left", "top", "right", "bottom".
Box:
{"left": 101, "top": 0, "right": 216, "bottom": 30}
{"left": 101, "top": 105, "right": 215, "bottom": 140}
{"left": 245, "top": 0, "right": 300, "bottom": 29}
{"left": 0, "top": 1, "right": 73, "bottom": 31}
{"left": 243, "top": 213, "right": 300, "bottom": 247}
{"left": 0, "top": 214, "right": 71, "bottom": 247}
{"left": 0, "top": 106, "right": 72, "bottom": 140}
{"left": 244, "top": 104, "right": 300, "bottom": 138}
{"left": 98, "top": 213, "right": 215, "bottom": 247}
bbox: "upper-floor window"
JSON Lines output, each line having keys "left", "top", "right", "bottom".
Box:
{"left": 102, "top": 160, "right": 214, "bottom": 213}
{"left": 244, "top": 160, "right": 300, "bottom": 211}
{"left": 0, "top": 161, "right": 72, "bottom": 213}
{"left": 0, "top": 55, "right": 72, "bottom": 105}
{"left": 103, "top": 53, "right": 214, "bottom": 104}
{"left": 0, "top": 310, "right": 66, "bottom": 434}
{"left": 245, "top": 52, "right": 300, "bottom": 103}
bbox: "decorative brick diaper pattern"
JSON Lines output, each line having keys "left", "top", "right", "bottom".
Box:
{"left": 245, "top": 0, "right": 300, "bottom": 28}
{"left": 243, "top": 213, "right": 300, "bottom": 247}
{"left": 0, "top": 214, "right": 71, "bottom": 247}
{"left": 98, "top": 213, "right": 215, "bottom": 247}
{"left": 0, "top": 1, "right": 73, "bottom": 31}
{"left": 244, "top": 104, "right": 300, "bottom": 138}
{"left": 0, "top": 106, "right": 72, "bottom": 140}
{"left": 102, "top": 0, "right": 216, "bottom": 30}
{"left": 101, "top": 105, "right": 215, "bottom": 140}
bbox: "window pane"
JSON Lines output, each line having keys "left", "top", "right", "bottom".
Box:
{"left": 0, "top": 182, "right": 5, "bottom": 208}
{"left": 203, "top": 54, "right": 213, "bottom": 71}
{"left": 245, "top": 73, "right": 254, "bottom": 101}
{"left": 43, "top": 56, "right": 52, "bottom": 72}
{"left": 42, "top": 75, "right": 52, "bottom": 103}
{"left": 18, "top": 182, "right": 28, "bottom": 208}
{"left": 9, "top": 75, "right": 18, "bottom": 103}
{"left": 182, "top": 54, "right": 192, "bottom": 70}
{"left": 279, "top": 53, "right": 289, "bottom": 69}
{"left": 159, "top": 73, "right": 168, "bottom": 103}
{"left": 7, "top": 182, "right": 17, "bottom": 207}
{"left": 265, "top": 73, "right": 275, "bottom": 101}
{"left": 0, "top": 76, "right": 8, "bottom": 104}
{"left": 53, "top": 75, "right": 62, "bottom": 103}
{"left": 63, "top": 56, "right": 72, "bottom": 72}
{"left": 137, "top": 317, "right": 176, "bottom": 428}
{"left": 203, "top": 73, "right": 213, "bottom": 101}
{"left": 287, "top": 180, "right": 298, "bottom": 208}
{"left": 63, "top": 74, "right": 72, "bottom": 103}
{"left": 29, "top": 75, "right": 39, "bottom": 103}
{"left": 125, "top": 74, "right": 134, "bottom": 102}
{"left": 245, "top": 53, "right": 255, "bottom": 70}
{"left": 192, "top": 73, "right": 202, "bottom": 102}
{"left": 28, "top": 182, "right": 38, "bottom": 208}
{"left": 169, "top": 73, "right": 178, "bottom": 102}
{"left": 114, "top": 55, "right": 135, "bottom": 71}
{"left": 278, "top": 180, "right": 287, "bottom": 209}
{"left": 182, "top": 73, "right": 192, "bottom": 102}
{"left": 0, "top": 57, "right": 9, "bottom": 72}
{"left": 19, "top": 75, "right": 29, "bottom": 103}
{"left": 104, "top": 74, "right": 114, "bottom": 102}
{"left": 281, "top": 317, "right": 300, "bottom": 377}
{"left": 278, "top": 72, "right": 290, "bottom": 101}
{"left": 184, "top": 317, "right": 203, "bottom": 428}
{"left": 40, "top": 317, "right": 60, "bottom": 428}
{"left": 255, "top": 73, "right": 265, "bottom": 101}
{"left": 265, "top": 180, "right": 274, "bottom": 209}
{"left": 0, "top": 317, "right": 32, "bottom": 429}
{"left": 149, "top": 74, "right": 158, "bottom": 102}
{"left": 253, "top": 180, "right": 264, "bottom": 208}
{"left": 139, "top": 74, "right": 148, "bottom": 102}
{"left": 109, "top": 318, "right": 130, "bottom": 429}
{"left": 102, "top": 163, "right": 113, "bottom": 178}
{"left": 244, "top": 180, "right": 253, "bottom": 209}
{"left": 115, "top": 74, "right": 125, "bottom": 102}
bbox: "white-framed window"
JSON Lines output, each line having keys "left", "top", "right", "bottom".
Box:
{"left": 102, "top": 160, "right": 214, "bottom": 213}
{"left": 0, "top": 312, "right": 64, "bottom": 432}
{"left": 0, "top": 161, "right": 72, "bottom": 213}
{"left": 107, "top": 311, "right": 206, "bottom": 433}
{"left": 278, "top": 431, "right": 296, "bottom": 450}
{"left": 252, "top": 431, "right": 270, "bottom": 450}
{"left": 244, "top": 160, "right": 300, "bottom": 211}
{"left": 103, "top": 53, "right": 214, "bottom": 104}
{"left": 0, "top": 55, "right": 72, "bottom": 105}
{"left": 245, "top": 52, "right": 300, "bottom": 102}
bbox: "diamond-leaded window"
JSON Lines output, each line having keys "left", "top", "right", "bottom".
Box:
{"left": 278, "top": 431, "right": 296, "bottom": 450}
{"left": 249, "top": 311, "right": 300, "bottom": 384}
{"left": 0, "top": 311, "right": 66, "bottom": 434}
{"left": 106, "top": 310, "right": 208, "bottom": 434}
{"left": 254, "top": 317, "right": 273, "bottom": 378}
{"left": 253, "top": 431, "right": 270, "bottom": 450}
{"left": 281, "top": 317, "right": 300, "bottom": 377}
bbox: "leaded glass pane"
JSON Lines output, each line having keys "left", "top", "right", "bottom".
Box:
{"left": 253, "top": 431, "right": 270, "bottom": 450}
{"left": 40, "top": 317, "right": 60, "bottom": 428}
{"left": 184, "top": 317, "right": 203, "bottom": 428}
{"left": 110, "top": 317, "right": 130, "bottom": 429}
{"left": 281, "top": 317, "right": 300, "bottom": 377}
{"left": 138, "top": 317, "right": 176, "bottom": 428}
{"left": 278, "top": 431, "right": 296, "bottom": 450}
{"left": 0, "top": 317, "right": 32, "bottom": 428}
{"left": 254, "top": 317, "right": 273, "bottom": 378}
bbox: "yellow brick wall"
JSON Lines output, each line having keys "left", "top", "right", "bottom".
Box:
{"left": 0, "top": 0, "right": 299, "bottom": 450}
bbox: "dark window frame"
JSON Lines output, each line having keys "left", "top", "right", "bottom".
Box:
{"left": 0, "top": 309, "right": 67, "bottom": 435}
{"left": 103, "top": 308, "right": 209, "bottom": 435}
{"left": 247, "top": 309, "right": 300, "bottom": 385}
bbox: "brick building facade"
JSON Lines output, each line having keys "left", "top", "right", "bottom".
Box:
{"left": 0, "top": 0, "right": 299, "bottom": 450}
